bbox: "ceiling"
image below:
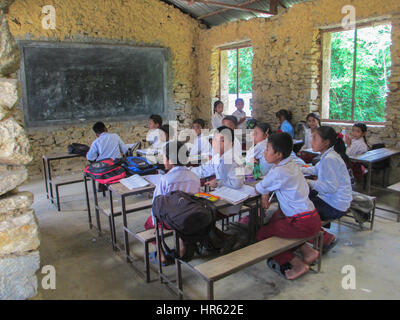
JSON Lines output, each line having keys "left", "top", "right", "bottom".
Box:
{"left": 160, "top": 0, "right": 308, "bottom": 27}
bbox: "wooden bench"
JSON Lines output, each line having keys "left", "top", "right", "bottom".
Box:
{"left": 49, "top": 175, "right": 87, "bottom": 211}
{"left": 375, "top": 182, "right": 400, "bottom": 222}
{"left": 175, "top": 232, "right": 324, "bottom": 300}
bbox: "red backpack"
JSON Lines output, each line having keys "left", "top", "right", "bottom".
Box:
{"left": 84, "top": 158, "right": 126, "bottom": 184}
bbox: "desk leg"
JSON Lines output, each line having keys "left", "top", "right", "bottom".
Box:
{"left": 91, "top": 177, "right": 102, "bottom": 233}
{"left": 84, "top": 175, "right": 92, "bottom": 230}
{"left": 367, "top": 163, "right": 372, "bottom": 195}
{"left": 47, "top": 159, "right": 54, "bottom": 204}
{"left": 42, "top": 157, "right": 49, "bottom": 200}
{"left": 121, "top": 196, "right": 130, "bottom": 262}
{"left": 109, "top": 190, "right": 117, "bottom": 251}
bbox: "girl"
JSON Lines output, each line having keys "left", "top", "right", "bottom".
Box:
{"left": 345, "top": 123, "right": 369, "bottom": 157}
{"left": 302, "top": 126, "right": 353, "bottom": 251}
{"left": 211, "top": 100, "right": 225, "bottom": 129}
{"left": 276, "top": 109, "right": 294, "bottom": 138}
{"left": 299, "top": 113, "right": 321, "bottom": 163}
{"left": 246, "top": 122, "right": 273, "bottom": 176}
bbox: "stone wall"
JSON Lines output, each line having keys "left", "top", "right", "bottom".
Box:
{"left": 6, "top": 0, "right": 201, "bottom": 177}
{"left": 0, "top": 0, "right": 39, "bottom": 300}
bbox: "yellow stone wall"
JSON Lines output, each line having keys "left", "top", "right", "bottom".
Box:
{"left": 6, "top": 0, "right": 200, "bottom": 176}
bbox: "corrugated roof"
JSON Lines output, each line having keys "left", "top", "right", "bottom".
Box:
{"left": 160, "top": 0, "right": 311, "bottom": 27}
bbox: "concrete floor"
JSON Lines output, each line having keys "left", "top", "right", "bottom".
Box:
{"left": 20, "top": 175, "right": 400, "bottom": 300}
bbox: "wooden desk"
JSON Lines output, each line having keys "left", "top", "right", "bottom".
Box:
{"left": 349, "top": 148, "right": 400, "bottom": 194}
{"left": 42, "top": 153, "right": 82, "bottom": 206}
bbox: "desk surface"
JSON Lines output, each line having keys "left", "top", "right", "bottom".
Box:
{"left": 43, "top": 153, "right": 82, "bottom": 160}
{"left": 108, "top": 182, "right": 155, "bottom": 197}
{"left": 301, "top": 148, "right": 320, "bottom": 155}
{"left": 349, "top": 148, "right": 400, "bottom": 163}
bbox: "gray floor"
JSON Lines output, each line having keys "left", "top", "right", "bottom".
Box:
{"left": 21, "top": 175, "right": 400, "bottom": 300}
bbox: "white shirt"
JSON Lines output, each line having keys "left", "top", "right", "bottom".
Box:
{"left": 346, "top": 138, "right": 368, "bottom": 157}
{"left": 211, "top": 113, "right": 224, "bottom": 129}
{"left": 146, "top": 129, "right": 163, "bottom": 149}
{"left": 256, "top": 157, "right": 315, "bottom": 217}
{"left": 300, "top": 128, "right": 313, "bottom": 151}
{"left": 232, "top": 109, "right": 247, "bottom": 130}
{"left": 189, "top": 135, "right": 212, "bottom": 156}
{"left": 302, "top": 147, "right": 352, "bottom": 212}
{"left": 86, "top": 132, "right": 128, "bottom": 161}
{"left": 290, "top": 151, "right": 306, "bottom": 167}
{"left": 245, "top": 139, "right": 273, "bottom": 176}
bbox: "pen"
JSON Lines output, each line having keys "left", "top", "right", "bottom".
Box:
{"left": 268, "top": 192, "right": 275, "bottom": 203}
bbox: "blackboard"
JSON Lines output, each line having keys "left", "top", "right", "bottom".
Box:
{"left": 19, "top": 41, "right": 168, "bottom": 128}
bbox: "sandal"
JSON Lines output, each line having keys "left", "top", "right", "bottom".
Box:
{"left": 266, "top": 258, "right": 292, "bottom": 279}
{"left": 322, "top": 238, "right": 338, "bottom": 254}
{"left": 149, "top": 251, "right": 174, "bottom": 267}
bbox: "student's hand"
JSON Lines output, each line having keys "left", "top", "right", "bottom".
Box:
{"left": 345, "top": 134, "right": 351, "bottom": 146}
{"left": 261, "top": 194, "right": 271, "bottom": 209}
{"left": 250, "top": 158, "right": 258, "bottom": 164}
{"left": 306, "top": 179, "right": 314, "bottom": 188}
{"left": 205, "top": 178, "right": 217, "bottom": 189}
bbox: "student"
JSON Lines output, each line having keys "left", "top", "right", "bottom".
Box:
{"left": 301, "top": 113, "right": 321, "bottom": 151}
{"left": 189, "top": 119, "right": 212, "bottom": 157}
{"left": 276, "top": 109, "right": 294, "bottom": 138}
{"left": 246, "top": 122, "right": 273, "bottom": 176}
{"left": 222, "top": 115, "right": 244, "bottom": 163}
{"left": 144, "top": 141, "right": 201, "bottom": 265}
{"left": 302, "top": 126, "right": 353, "bottom": 250}
{"left": 232, "top": 98, "right": 247, "bottom": 130}
{"left": 345, "top": 123, "right": 369, "bottom": 157}
{"left": 146, "top": 114, "right": 163, "bottom": 149}
{"left": 211, "top": 100, "right": 225, "bottom": 129}
{"left": 86, "top": 121, "right": 128, "bottom": 161}
{"left": 255, "top": 132, "right": 321, "bottom": 280}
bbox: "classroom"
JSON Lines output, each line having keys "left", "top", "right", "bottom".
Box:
{"left": 0, "top": 0, "right": 400, "bottom": 301}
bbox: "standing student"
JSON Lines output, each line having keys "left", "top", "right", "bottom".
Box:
{"left": 146, "top": 114, "right": 163, "bottom": 149}
{"left": 255, "top": 132, "right": 321, "bottom": 280}
{"left": 276, "top": 109, "right": 294, "bottom": 138}
{"left": 189, "top": 119, "right": 212, "bottom": 157}
{"left": 246, "top": 122, "right": 273, "bottom": 176}
{"left": 144, "top": 141, "right": 201, "bottom": 265}
{"left": 302, "top": 126, "right": 353, "bottom": 251}
{"left": 211, "top": 100, "right": 225, "bottom": 129}
{"left": 345, "top": 123, "right": 369, "bottom": 157}
{"left": 232, "top": 98, "right": 247, "bottom": 130}
{"left": 86, "top": 121, "right": 128, "bottom": 161}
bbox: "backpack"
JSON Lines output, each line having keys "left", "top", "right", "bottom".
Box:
{"left": 123, "top": 156, "right": 158, "bottom": 176}
{"left": 67, "top": 143, "right": 90, "bottom": 156}
{"left": 84, "top": 158, "right": 126, "bottom": 184}
{"left": 350, "top": 191, "right": 374, "bottom": 223}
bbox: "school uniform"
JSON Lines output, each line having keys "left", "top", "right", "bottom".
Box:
{"left": 86, "top": 132, "right": 128, "bottom": 161}
{"left": 346, "top": 138, "right": 368, "bottom": 157}
{"left": 146, "top": 128, "right": 163, "bottom": 150}
{"left": 245, "top": 139, "right": 273, "bottom": 176}
{"left": 232, "top": 109, "right": 247, "bottom": 130}
{"left": 255, "top": 157, "right": 321, "bottom": 265}
{"left": 189, "top": 134, "right": 212, "bottom": 156}
{"left": 211, "top": 113, "right": 224, "bottom": 129}
{"left": 280, "top": 120, "right": 294, "bottom": 138}
{"left": 300, "top": 128, "right": 312, "bottom": 151}
{"left": 290, "top": 151, "right": 306, "bottom": 167}
{"left": 144, "top": 166, "right": 201, "bottom": 230}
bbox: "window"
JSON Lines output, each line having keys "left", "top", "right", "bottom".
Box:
{"left": 322, "top": 22, "right": 392, "bottom": 123}
{"left": 219, "top": 45, "right": 254, "bottom": 115}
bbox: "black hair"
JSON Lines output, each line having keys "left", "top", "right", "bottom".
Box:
{"left": 353, "top": 122, "right": 368, "bottom": 147}
{"left": 160, "top": 124, "right": 174, "bottom": 140}
{"left": 255, "top": 122, "right": 271, "bottom": 136}
{"left": 164, "top": 141, "right": 187, "bottom": 166}
{"left": 193, "top": 118, "right": 205, "bottom": 128}
{"left": 316, "top": 126, "right": 351, "bottom": 167}
{"left": 149, "top": 114, "right": 163, "bottom": 127}
{"left": 93, "top": 122, "right": 106, "bottom": 134}
{"left": 235, "top": 98, "right": 244, "bottom": 106}
{"left": 213, "top": 100, "right": 223, "bottom": 113}
{"left": 276, "top": 109, "right": 293, "bottom": 123}
{"left": 216, "top": 126, "right": 234, "bottom": 145}
{"left": 222, "top": 115, "right": 238, "bottom": 128}
{"left": 267, "top": 132, "right": 293, "bottom": 159}
{"left": 306, "top": 112, "right": 321, "bottom": 127}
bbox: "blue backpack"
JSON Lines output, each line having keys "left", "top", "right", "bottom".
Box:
{"left": 123, "top": 156, "right": 157, "bottom": 176}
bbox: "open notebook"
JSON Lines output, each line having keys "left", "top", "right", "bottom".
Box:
{"left": 210, "top": 185, "right": 258, "bottom": 205}
{"left": 119, "top": 174, "right": 150, "bottom": 190}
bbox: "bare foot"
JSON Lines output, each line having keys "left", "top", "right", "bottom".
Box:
{"left": 299, "top": 243, "right": 319, "bottom": 265}
{"left": 285, "top": 257, "right": 310, "bottom": 280}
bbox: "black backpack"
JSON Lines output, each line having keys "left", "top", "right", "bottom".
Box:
{"left": 67, "top": 143, "right": 90, "bottom": 156}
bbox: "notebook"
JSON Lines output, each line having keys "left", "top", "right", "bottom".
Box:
{"left": 120, "top": 174, "right": 150, "bottom": 190}
{"left": 143, "top": 174, "right": 162, "bottom": 186}
{"left": 210, "top": 185, "right": 257, "bottom": 205}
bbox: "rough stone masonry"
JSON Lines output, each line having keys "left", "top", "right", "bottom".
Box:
{"left": 0, "top": 0, "right": 40, "bottom": 300}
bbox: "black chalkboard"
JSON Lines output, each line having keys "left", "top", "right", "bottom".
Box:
{"left": 19, "top": 41, "right": 167, "bottom": 128}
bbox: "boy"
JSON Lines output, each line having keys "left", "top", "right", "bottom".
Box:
{"left": 232, "top": 98, "right": 247, "bottom": 130}
{"left": 146, "top": 114, "right": 163, "bottom": 149}
{"left": 86, "top": 121, "right": 128, "bottom": 161}
{"left": 255, "top": 132, "right": 321, "bottom": 280}
{"left": 145, "top": 141, "right": 200, "bottom": 265}
{"left": 189, "top": 119, "right": 212, "bottom": 157}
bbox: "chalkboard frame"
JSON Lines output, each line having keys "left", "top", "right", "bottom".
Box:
{"left": 18, "top": 41, "right": 169, "bottom": 128}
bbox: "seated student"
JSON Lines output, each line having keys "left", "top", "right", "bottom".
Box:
{"left": 276, "top": 109, "right": 294, "bottom": 138}
{"left": 159, "top": 124, "right": 174, "bottom": 153}
{"left": 189, "top": 119, "right": 212, "bottom": 157}
{"left": 345, "top": 123, "right": 369, "bottom": 157}
{"left": 144, "top": 141, "right": 201, "bottom": 265}
{"left": 146, "top": 114, "right": 163, "bottom": 149}
{"left": 232, "top": 98, "right": 247, "bottom": 130}
{"left": 222, "top": 115, "right": 244, "bottom": 163}
{"left": 246, "top": 122, "right": 273, "bottom": 176}
{"left": 211, "top": 100, "right": 225, "bottom": 129}
{"left": 255, "top": 132, "right": 321, "bottom": 280}
{"left": 86, "top": 121, "right": 128, "bottom": 161}
{"left": 290, "top": 151, "right": 306, "bottom": 167}
{"left": 302, "top": 126, "right": 353, "bottom": 251}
